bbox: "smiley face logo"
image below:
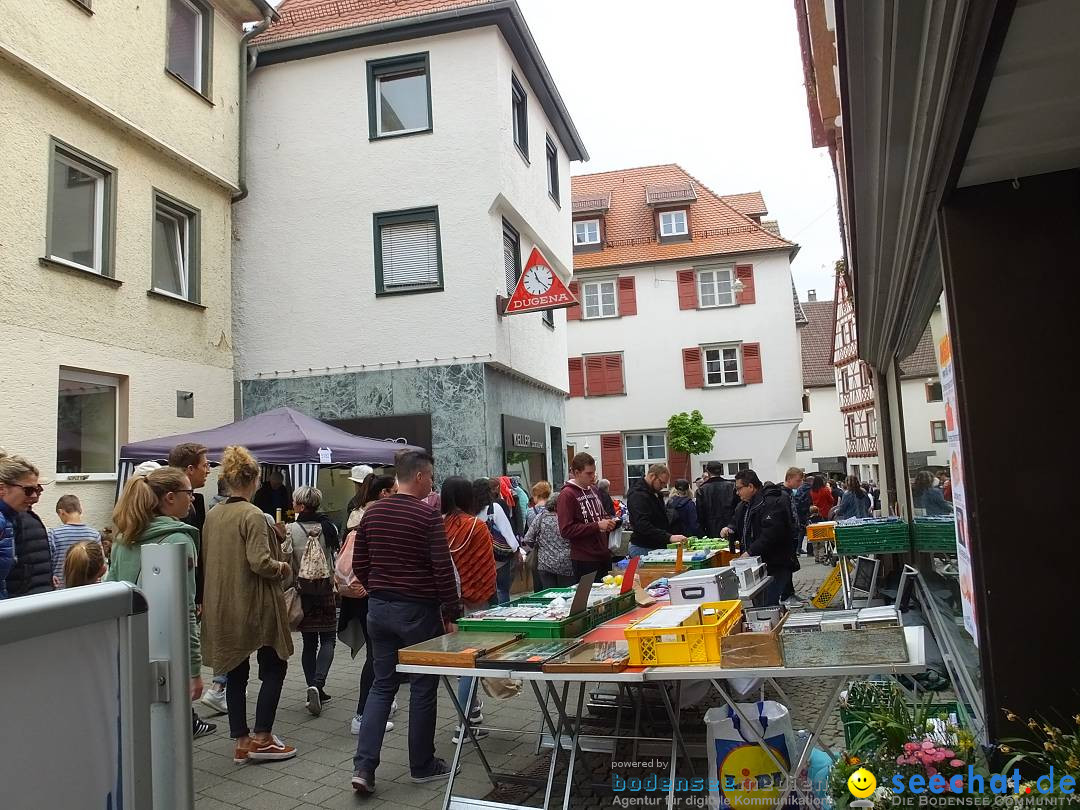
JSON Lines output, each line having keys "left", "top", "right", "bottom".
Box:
{"left": 848, "top": 767, "right": 877, "bottom": 799}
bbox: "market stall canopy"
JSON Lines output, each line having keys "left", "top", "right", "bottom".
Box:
{"left": 119, "top": 407, "right": 422, "bottom": 466}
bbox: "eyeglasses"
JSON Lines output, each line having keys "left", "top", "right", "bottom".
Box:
{"left": 8, "top": 484, "right": 44, "bottom": 496}
{"left": 174, "top": 489, "right": 195, "bottom": 497}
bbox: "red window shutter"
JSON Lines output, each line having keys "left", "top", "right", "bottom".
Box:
{"left": 677, "top": 270, "right": 698, "bottom": 310}
{"left": 735, "top": 264, "right": 756, "bottom": 305}
{"left": 742, "top": 342, "right": 763, "bottom": 384}
{"left": 668, "top": 450, "right": 691, "bottom": 482}
{"left": 567, "top": 357, "right": 585, "bottom": 398}
{"left": 566, "top": 281, "right": 582, "bottom": 321}
{"left": 600, "top": 433, "right": 625, "bottom": 496}
{"left": 585, "top": 355, "right": 606, "bottom": 396}
{"left": 682, "top": 347, "right": 704, "bottom": 389}
{"left": 617, "top": 276, "right": 637, "bottom": 316}
{"left": 603, "top": 353, "right": 624, "bottom": 394}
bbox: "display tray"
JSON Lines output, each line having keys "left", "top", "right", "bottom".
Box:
{"left": 541, "top": 640, "right": 631, "bottom": 673}
{"left": 780, "top": 624, "right": 908, "bottom": 668}
{"left": 720, "top": 612, "right": 789, "bottom": 668}
{"left": 475, "top": 638, "right": 582, "bottom": 671}
{"left": 398, "top": 632, "right": 523, "bottom": 667}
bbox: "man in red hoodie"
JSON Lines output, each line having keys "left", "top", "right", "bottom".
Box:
{"left": 556, "top": 452, "right": 617, "bottom": 580}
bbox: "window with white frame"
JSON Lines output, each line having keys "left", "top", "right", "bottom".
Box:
{"left": 582, "top": 279, "right": 617, "bottom": 319}
{"left": 48, "top": 142, "right": 113, "bottom": 274}
{"left": 167, "top": 0, "right": 210, "bottom": 95}
{"left": 56, "top": 369, "right": 121, "bottom": 480}
{"left": 697, "top": 267, "right": 735, "bottom": 307}
{"left": 574, "top": 219, "right": 600, "bottom": 246}
{"left": 625, "top": 433, "right": 666, "bottom": 486}
{"left": 703, "top": 344, "right": 741, "bottom": 386}
{"left": 152, "top": 194, "right": 198, "bottom": 300}
{"left": 659, "top": 209, "right": 688, "bottom": 237}
{"left": 707, "top": 460, "right": 752, "bottom": 477}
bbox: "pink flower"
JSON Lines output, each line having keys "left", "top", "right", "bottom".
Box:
{"left": 922, "top": 741, "right": 935, "bottom": 750}
{"left": 904, "top": 743, "right": 918, "bottom": 753}
{"left": 951, "top": 780, "right": 964, "bottom": 793}
{"left": 897, "top": 756, "right": 907, "bottom": 765}
{"left": 934, "top": 752, "right": 947, "bottom": 762}
{"left": 944, "top": 750, "right": 955, "bottom": 758}
{"left": 950, "top": 760, "right": 964, "bottom": 768}
{"left": 927, "top": 767, "right": 938, "bottom": 778}
{"left": 914, "top": 751, "right": 925, "bottom": 759}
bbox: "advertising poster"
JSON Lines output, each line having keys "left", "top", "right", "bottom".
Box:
{"left": 938, "top": 334, "right": 977, "bottom": 645}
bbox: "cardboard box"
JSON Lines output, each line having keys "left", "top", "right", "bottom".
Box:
{"left": 721, "top": 613, "right": 789, "bottom": 668}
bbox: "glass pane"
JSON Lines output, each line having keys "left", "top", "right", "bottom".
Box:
{"left": 627, "top": 465, "right": 645, "bottom": 481}
{"left": 584, "top": 303, "right": 599, "bottom": 319}
{"left": 378, "top": 70, "right": 429, "bottom": 134}
{"left": 51, "top": 156, "right": 100, "bottom": 270}
{"left": 646, "top": 434, "right": 666, "bottom": 455}
{"left": 152, "top": 212, "right": 184, "bottom": 295}
{"left": 168, "top": 0, "right": 201, "bottom": 89}
{"left": 574, "top": 223, "right": 587, "bottom": 243}
{"left": 56, "top": 377, "right": 116, "bottom": 474}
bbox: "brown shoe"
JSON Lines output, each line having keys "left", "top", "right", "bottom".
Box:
{"left": 233, "top": 738, "right": 252, "bottom": 765}
{"left": 247, "top": 736, "right": 297, "bottom": 762}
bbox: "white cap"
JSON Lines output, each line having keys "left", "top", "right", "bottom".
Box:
{"left": 133, "top": 460, "right": 162, "bottom": 477}
{"left": 348, "top": 464, "right": 374, "bottom": 483}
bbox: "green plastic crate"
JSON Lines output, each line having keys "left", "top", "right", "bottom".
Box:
{"left": 457, "top": 610, "right": 589, "bottom": 638}
{"left": 518, "top": 587, "right": 636, "bottom": 630}
{"left": 912, "top": 520, "right": 957, "bottom": 552}
{"left": 835, "top": 521, "right": 910, "bottom": 555}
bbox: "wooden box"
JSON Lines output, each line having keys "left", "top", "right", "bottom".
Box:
{"left": 780, "top": 625, "right": 908, "bottom": 668}
{"left": 721, "top": 613, "right": 788, "bottom": 669}
{"left": 398, "top": 632, "right": 521, "bottom": 667}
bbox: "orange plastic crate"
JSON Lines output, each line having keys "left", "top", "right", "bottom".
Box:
{"left": 807, "top": 522, "right": 837, "bottom": 542}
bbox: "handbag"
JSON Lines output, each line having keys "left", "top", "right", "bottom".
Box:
{"left": 705, "top": 700, "right": 797, "bottom": 809}
{"left": 283, "top": 585, "right": 304, "bottom": 631}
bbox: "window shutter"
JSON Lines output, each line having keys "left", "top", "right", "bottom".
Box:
{"left": 742, "top": 342, "right": 763, "bottom": 384}
{"left": 585, "top": 355, "right": 606, "bottom": 396}
{"left": 503, "top": 230, "right": 520, "bottom": 295}
{"left": 617, "top": 276, "right": 637, "bottom": 316}
{"left": 601, "top": 433, "right": 625, "bottom": 496}
{"left": 677, "top": 270, "right": 698, "bottom": 310}
{"left": 381, "top": 220, "right": 440, "bottom": 289}
{"left": 668, "top": 450, "right": 691, "bottom": 482}
{"left": 567, "top": 357, "right": 585, "bottom": 398}
{"left": 735, "top": 264, "right": 756, "bottom": 305}
{"left": 603, "top": 353, "right": 624, "bottom": 395}
{"left": 566, "top": 281, "right": 582, "bottom": 321}
{"left": 682, "top": 347, "right": 704, "bottom": 389}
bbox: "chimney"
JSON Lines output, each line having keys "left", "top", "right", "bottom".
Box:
{"left": 808, "top": 289, "right": 817, "bottom": 302}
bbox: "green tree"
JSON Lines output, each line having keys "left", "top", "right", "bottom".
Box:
{"left": 666, "top": 410, "right": 716, "bottom": 456}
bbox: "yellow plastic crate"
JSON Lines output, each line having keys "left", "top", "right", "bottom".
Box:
{"left": 623, "top": 600, "right": 742, "bottom": 666}
{"left": 807, "top": 522, "right": 837, "bottom": 542}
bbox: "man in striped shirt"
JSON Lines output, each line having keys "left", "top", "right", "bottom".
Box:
{"left": 351, "top": 450, "right": 461, "bottom": 796}
{"left": 48, "top": 495, "right": 101, "bottom": 587}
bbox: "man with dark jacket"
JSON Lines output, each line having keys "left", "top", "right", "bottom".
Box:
{"left": 625, "top": 464, "right": 687, "bottom": 557}
{"left": 696, "top": 461, "right": 738, "bottom": 548}
{"left": 721, "top": 469, "right": 797, "bottom": 605}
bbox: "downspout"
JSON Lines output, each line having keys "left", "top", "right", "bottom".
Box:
{"left": 231, "top": 14, "right": 274, "bottom": 204}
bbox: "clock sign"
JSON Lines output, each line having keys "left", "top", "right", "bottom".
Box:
{"left": 502, "top": 247, "right": 577, "bottom": 316}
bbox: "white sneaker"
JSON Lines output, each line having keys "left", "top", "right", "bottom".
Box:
{"left": 351, "top": 714, "right": 394, "bottom": 735}
{"left": 451, "top": 727, "right": 489, "bottom": 744}
{"left": 390, "top": 699, "right": 398, "bottom": 717}
{"left": 200, "top": 687, "right": 228, "bottom": 715}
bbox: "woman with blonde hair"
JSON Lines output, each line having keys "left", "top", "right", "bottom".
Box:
{"left": 105, "top": 466, "right": 209, "bottom": 734}
{"left": 63, "top": 540, "right": 107, "bottom": 587}
{"left": 201, "top": 446, "right": 296, "bottom": 764}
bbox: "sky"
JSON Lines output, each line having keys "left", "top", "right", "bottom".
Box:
{"left": 517, "top": 0, "right": 843, "bottom": 301}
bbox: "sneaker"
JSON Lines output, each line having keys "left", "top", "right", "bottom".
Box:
{"left": 247, "top": 737, "right": 297, "bottom": 762}
{"left": 410, "top": 757, "right": 459, "bottom": 783}
{"left": 193, "top": 718, "right": 217, "bottom": 739}
{"left": 468, "top": 700, "right": 484, "bottom": 725}
{"left": 233, "top": 738, "right": 252, "bottom": 765}
{"left": 351, "top": 770, "right": 375, "bottom": 795}
{"left": 201, "top": 686, "right": 228, "bottom": 715}
{"left": 351, "top": 714, "right": 394, "bottom": 735}
{"left": 390, "top": 699, "right": 398, "bottom": 717}
{"left": 317, "top": 689, "right": 333, "bottom": 704}
{"left": 451, "top": 727, "right": 490, "bottom": 744}
{"left": 306, "top": 686, "right": 322, "bottom": 717}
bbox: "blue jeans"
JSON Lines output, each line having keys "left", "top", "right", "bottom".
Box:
{"left": 353, "top": 598, "right": 443, "bottom": 777}
{"left": 495, "top": 560, "right": 514, "bottom": 604}
{"left": 628, "top": 543, "right": 655, "bottom": 559}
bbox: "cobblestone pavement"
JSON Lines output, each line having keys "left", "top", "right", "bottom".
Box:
{"left": 194, "top": 560, "right": 849, "bottom": 810}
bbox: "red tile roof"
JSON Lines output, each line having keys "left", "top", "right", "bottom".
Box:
{"left": 570, "top": 165, "right": 795, "bottom": 271}
{"left": 800, "top": 299, "right": 837, "bottom": 387}
{"left": 255, "top": 0, "right": 498, "bottom": 45}
{"left": 720, "top": 191, "right": 768, "bottom": 218}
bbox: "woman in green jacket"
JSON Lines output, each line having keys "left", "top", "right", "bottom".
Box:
{"left": 106, "top": 466, "right": 204, "bottom": 712}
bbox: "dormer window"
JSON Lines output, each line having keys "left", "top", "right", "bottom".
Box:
{"left": 574, "top": 219, "right": 601, "bottom": 247}
{"left": 659, "top": 209, "right": 688, "bottom": 237}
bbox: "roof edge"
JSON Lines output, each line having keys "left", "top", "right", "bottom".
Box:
{"left": 251, "top": 1, "right": 588, "bottom": 162}
{"left": 572, "top": 243, "right": 797, "bottom": 275}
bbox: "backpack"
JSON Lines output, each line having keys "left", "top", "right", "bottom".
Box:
{"left": 487, "top": 505, "right": 516, "bottom": 563}
{"left": 294, "top": 523, "right": 333, "bottom": 594}
{"left": 334, "top": 529, "right": 367, "bottom": 599}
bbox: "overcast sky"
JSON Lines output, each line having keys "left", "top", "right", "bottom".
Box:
{"left": 518, "top": 0, "right": 842, "bottom": 301}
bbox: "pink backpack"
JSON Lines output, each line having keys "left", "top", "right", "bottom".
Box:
{"left": 334, "top": 530, "right": 367, "bottom": 598}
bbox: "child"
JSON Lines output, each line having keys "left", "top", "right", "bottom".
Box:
{"left": 807, "top": 506, "right": 831, "bottom": 564}
{"left": 48, "top": 495, "right": 102, "bottom": 588}
{"left": 63, "top": 540, "right": 107, "bottom": 587}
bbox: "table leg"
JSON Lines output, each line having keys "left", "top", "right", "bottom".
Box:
{"left": 529, "top": 680, "right": 562, "bottom": 747}
{"left": 560, "top": 682, "right": 588, "bottom": 810}
{"left": 767, "top": 678, "right": 792, "bottom": 709}
{"left": 840, "top": 555, "right": 852, "bottom": 609}
{"left": 540, "top": 683, "right": 567, "bottom": 810}
{"left": 439, "top": 675, "right": 496, "bottom": 788}
{"left": 631, "top": 685, "right": 643, "bottom": 762}
{"left": 657, "top": 680, "right": 694, "bottom": 777}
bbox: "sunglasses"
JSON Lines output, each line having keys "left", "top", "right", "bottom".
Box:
{"left": 8, "top": 484, "right": 44, "bottom": 496}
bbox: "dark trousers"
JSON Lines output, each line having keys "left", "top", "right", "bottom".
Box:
{"left": 495, "top": 560, "right": 514, "bottom": 604}
{"left": 353, "top": 598, "right": 443, "bottom": 777}
{"left": 765, "top": 568, "right": 794, "bottom": 606}
{"left": 571, "top": 557, "right": 611, "bottom": 582}
{"left": 226, "top": 647, "right": 287, "bottom": 738}
{"left": 536, "top": 569, "right": 576, "bottom": 590}
{"left": 354, "top": 598, "right": 376, "bottom": 715}
{"left": 301, "top": 631, "right": 337, "bottom": 688}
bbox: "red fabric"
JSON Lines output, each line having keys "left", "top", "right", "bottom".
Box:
{"left": 444, "top": 512, "right": 496, "bottom": 604}
{"left": 811, "top": 487, "right": 835, "bottom": 517}
{"left": 556, "top": 481, "right": 609, "bottom": 561}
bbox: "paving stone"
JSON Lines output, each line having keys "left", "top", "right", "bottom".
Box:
{"left": 234, "top": 791, "right": 303, "bottom": 810}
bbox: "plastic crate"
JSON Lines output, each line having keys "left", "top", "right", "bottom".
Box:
{"left": 624, "top": 600, "right": 742, "bottom": 666}
{"left": 806, "top": 522, "right": 837, "bottom": 542}
{"left": 835, "top": 521, "right": 910, "bottom": 555}
{"left": 638, "top": 549, "right": 722, "bottom": 569}
{"left": 912, "top": 520, "right": 957, "bottom": 552}
{"left": 457, "top": 611, "right": 589, "bottom": 638}
{"left": 515, "top": 588, "right": 636, "bottom": 631}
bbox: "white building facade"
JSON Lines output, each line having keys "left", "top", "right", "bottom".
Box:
{"left": 234, "top": 0, "right": 587, "bottom": 486}
{"left": 565, "top": 166, "right": 804, "bottom": 495}
{"left": 0, "top": 0, "right": 273, "bottom": 528}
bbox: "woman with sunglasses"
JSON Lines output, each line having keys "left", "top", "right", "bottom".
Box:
{"left": 106, "top": 466, "right": 204, "bottom": 708}
{"left": 0, "top": 451, "right": 51, "bottom": 598}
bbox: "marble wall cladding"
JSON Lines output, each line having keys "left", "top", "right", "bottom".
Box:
{"left": 281, "top": 373, "right": 359, "bottom": 420}
{"left": 430, "top": 363, "right": 487, "bottom": 452}
{"left": 355, "top": 372, "right": 394, "bottom": 417}
{"left": 432, "top": 444, "right": 488, "bottom": 480}
{"left": 240, "top": 378, "right": 287, "bottom": 416}
{"left": 483, "top": 366, "right": 566, "bottom": 477}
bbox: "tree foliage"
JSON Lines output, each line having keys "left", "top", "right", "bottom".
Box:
{"left": 666, "top": 410, "right": 715, "bottom": 456}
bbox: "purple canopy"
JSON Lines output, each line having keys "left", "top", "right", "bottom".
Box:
{"left": 119, "top": 407, "right": 422, "bottom": 466}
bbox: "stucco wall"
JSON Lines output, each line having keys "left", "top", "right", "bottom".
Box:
{"left": 796, "top": 386, "right": 847, "bottom": 469}
{"left": 235, "top": 27, "right": 571, "bottom": 392}
{"left": 0, "top": 0, "right": 251, "bottom": 184}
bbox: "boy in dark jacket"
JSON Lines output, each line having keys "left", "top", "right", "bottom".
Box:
{"left": 721, "top": 469, "right": 796, "bottom": 605}
{"left": 625, "top": 464, "right": 687, "bottom": 557}
{"left": 697, "top": 461, "right": 738, "bottom": 548}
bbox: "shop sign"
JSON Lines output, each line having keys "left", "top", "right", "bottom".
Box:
{"left": 502, "top": 415, "right": 547, "bottom": 455}
{"left": 502, "top": 247, "right": 577, "bottom": 315}
{"left": 512, "top": 432, "right": 545, "bottom": 450}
